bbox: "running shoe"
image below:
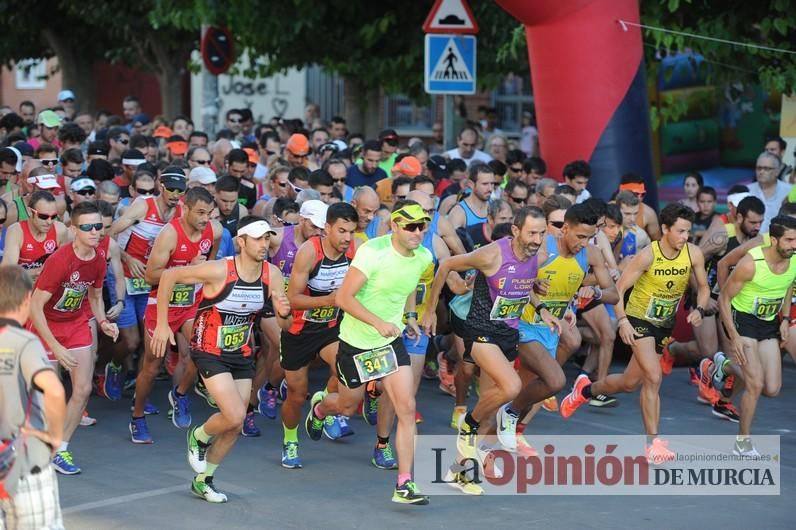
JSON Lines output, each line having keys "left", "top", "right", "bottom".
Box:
{"left": 278, "top": 379, "right": 288, "bottom": 402}
{"left": 123, "top": 373, "right": 137, "bottom": 392}
{"left": 496, "top": 404, "right": 519, "bottom": 452}
{"left": 323, "top": 415, "right": 342, "bottom": 440}
{"left": 103, "top": 361, "right": 124, "bottom": 401}
{"left": 646, "top": 437, "right": 675, "bottom": 465}
{"left": 516, "top": 432, "right": 539, "bottom": 457}
{"left": 422, "top": 359, "right": 438, "bottom": 380}
{"left": 165, "top": 348, "right": 178, "bottom": 377}
{"left": 688, "top": 367, "right": 700, "bottom": 386}
{"left": 372, "top": 443, "right": 398, "bottom": 470}
{"left": 456, "top": 422, "right": 478, "bottom": 460}
{"left": 477, "top": 445, "right": 503, "bottom": 479}
{"left": 52, "top": 450, "right": 81, "bottom": 475}
{"left": 131, "top": 397, "right": 161, "bottom": 415}
{"left": 338, "top": 416, "right": 355, "bottom": 437}
{"left": 191, "top": 476, "right": 228, "bottom": 503}
{"left": 187, "top": 426, "right": 209, "bottom": 473}
{"left": 444, "top": 469, "right": 484, "bottom": 495}
{"left": 541, "top": 396, "right": 559, "bottom": 413}
{"left": 194, "top": 379, "right": 218, "bottom": 409}
{"left": 451, "top": 406, "right": 467, "bottom": 430}
{"left": 80, "top": 411, "right": 97, "bottom": 426}
{"left": 660, "top": 344, "right": 674, "bottom": 375}
{"left": 721, "top": 374, "right": 735, "bottom": 399}
{"left": 304, "top": 391, "right": 325, "bottom": 441}
{"left": 241, "top": 411, "right": 261, "bottom": 437}
{"left": 94, "top": 374, "right": 107, "bottom": 399}
{"left": 588, "top": 394, "right": 618, "bottom": 408}
{"left": 438, "top": 379, "right": 456, "bottom": 397}
{"left": 168, "top": 387, "right": 192, "bottom": 429}
{"left": 257, "top": 386, "right": 278, "bottom": 419}
{"left": 711, "top": 352, "right": 730, "bottom": 391}
{"left": 129, "top": 417, "right": 153, "bottom": 444}
{"left": 733, "top": 437, "right": 761, "bottom": 458}
{"left": 415, "top": 410, "right": 424, "bottom": 424}
{"left": 362, "top": 382, "right": 379, "bottom": 426}
{"left": 560, "top": 374, "right": 590, "bottom": 418}
{"left": 281, "top": 441, "right": 302, "bottom": 469}
{"left": 392, "top": 480, "right": 429, "bottom": 505}
{"left": 712, "top": 401, "right": 740, "bottom": 423}
{"left": 437, "top": 351, "right": 456, "bottom": 396}
{"left": 697, "top": 359, "right": 719, "bottom": 405}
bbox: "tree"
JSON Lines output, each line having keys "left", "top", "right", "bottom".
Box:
{"left": 152, "top": 0, "right": 529, "bottom": 135}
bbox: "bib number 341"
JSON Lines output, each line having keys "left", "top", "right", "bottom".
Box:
{"left": 353, "top": 345, "right": 398, "bottom": 383}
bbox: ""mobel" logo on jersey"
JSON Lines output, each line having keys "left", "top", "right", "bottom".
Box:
{"left": 653, "top": 267, "right": 688, "bottom": 276}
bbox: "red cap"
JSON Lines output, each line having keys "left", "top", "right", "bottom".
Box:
{"left": 153, "top": 126, "right": 173, "bottom": 139}
{"left": 393, "top": 156, "right": 422, "bottom": 177}
{"left": 244, "top": 147, "right": 259, "bottom": 165}
{"left": 286, "top": 133, "right": 310, "bottom": 156}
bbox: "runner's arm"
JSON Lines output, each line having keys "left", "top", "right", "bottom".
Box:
{"left": 698, "top": 221, "right": 728, "bottom": 262}
{"left": 688, "top": 244, "right": 711, "bottom": 312}
{"left": 593, "top": 230, "right": 619, "bottom": 272}
{"left": 287, "top": 241, "right": 335, "bottom": 310}
{"left": 447, "top": 203, "right": 465, "bottom": 229}
{"left": 109, "top": 199, "right": 146, "bottom": 237}
{"left": 717, "top": 235, "right": 762, "bottom": 286}
{"left": 155, "top": 259, "right": 227, "bottom": 330}
{"left": 208, "top": 220, "right": 223, "bottom": 260}
{"left": 55, "top": 221, "right": 69, "bottom": 246}
{"left": 717, "top": 255, "right": 755, "bottom": 344}
{"left": 29, "top": 288, "right": 62, "bottom": 353}
{"left": 1, "top": 222, "right": 22, "bottom": 265}
{"left": 613, "top": 246, "right": 654, "bottom": 321}
{"left": 436, "top": 215, "right": 466, "bottom": 255}
{"left": 586, "top": 246, "right": 619, "bottom": 304}
{"left": 269, "top": 263, "right": 293, "bottom": 330}
{"left": 108, "top": 239, "right": 127, "bottom": 307}
{"left": 643, "top": 204, "right": 661, "bottom": 240}
{"left": 144, "top": 224, "right": 177, "bottom": 286}
{"left": 425, "top": 245, "right": 496, "bottom": 321}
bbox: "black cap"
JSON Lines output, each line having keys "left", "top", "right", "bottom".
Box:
{"left": 12, "top": 141, "right": 33, "bottom": 157}
{"left": 427, "top": 155, "right": 448, "bottom": 179}
{"left": 86, "top": 159, "right": 115, "bottom": 182}
{"left": 88, "top": 141, "right": 109, "bottom": 157}
{"left": 160, "top": 166, "right": 187, "bottom": 190}
{"left": 378, "top": 129, "right": 399, "bottom": 146}
{"left": 121, "top": 149, "right": 146, "bottom": 163}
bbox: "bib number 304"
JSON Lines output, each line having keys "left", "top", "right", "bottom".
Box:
{"left": 353, "top": 344, "right": 398, "bottom": 383}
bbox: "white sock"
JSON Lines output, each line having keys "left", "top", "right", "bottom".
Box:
{"left": 58, "top": 441, "right": 69, "bottom": 452}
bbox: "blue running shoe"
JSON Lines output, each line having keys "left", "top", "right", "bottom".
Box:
{"left": 304, "top": 391, "right": 325, "bottom": 441}
{"left": 338, "top": 415, "right": 355, "bottom": 437}
{"left": 144, "top": 400, "right": 160, "bottom": 415}
{"left": 168, "top": 387, "right": 192, "bottom": 429}
{"left": 362, "top": 386, "right": 379, "bottom": 426}
{"left": 52, "top": 450, "right": 81, "bottom": 475}
{"left": 372, "top": 442, "right": 398, "bottom": 470}
{"left": 323, "top": 415, "right": 342, "bottom": 440}
{"left": 281, "top": 441, "right": 302, "bottom": 469}
{"left": 103, "top": 361, "right": 124, "bottom": 401}
{"left": 278, "top": 379, "right": 288, "bottom": 402}
{"left": 241, "top": 411, "right": 261, "bottom": 437}
{"left": 129, "top": 417, "right": 153, "bottom": 444}
{"left": 257, "top": 386, "right": 278, "bottom": 419}
{"left": 711, "top": 352, "right": 730, "bottom": 391}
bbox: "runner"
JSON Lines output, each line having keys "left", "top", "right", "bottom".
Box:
{"left": 714, "top": 215, "right": 796, "bottom": 456}
{"left": 304, "top": 202, "right": 433, "bottom": 505}
{"left": 447, "top": 162, "right": 494, "bottom": 229}
{"left": 422, "top": 206, "right": 556, "bottom": 495}
{"left": 28, "top": 201, "right": 120, "bottom": 475}
{"left": 503, "top": 203, "right": 619, "bottom": 450}
{"left": 560, "top": 203, "right": 709, "bottom": 464}
{"left": 129, "top": 187, "right": 222, "bottom": 442}
{"left": 280, "top": 202, "right": 359, "bottom": 468}
{"left": 150, "top": 216, "right": 292, "bottom": 503}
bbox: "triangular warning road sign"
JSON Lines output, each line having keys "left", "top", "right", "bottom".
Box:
{"left": 423, "top": 0, "right": 479, "bottom": 34}
{"left": 430, "top": 38, "right": 473, "bottom": 81}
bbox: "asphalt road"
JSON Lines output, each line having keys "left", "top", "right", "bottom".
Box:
{"left": 60, "top": 360, "right": 795, "bottom": 530}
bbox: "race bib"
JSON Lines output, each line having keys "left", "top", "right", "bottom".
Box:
{"left": 353, "top": 344, "right": 399, "bottom": 383}
{"left": 217, "top": 323, "right": 251, "bottom": 352}
{"left": 489, "top": 295, "right": 530, "bottom": 321}
{"left": 169, "top": 283, "right": 196, "bottom": 307}
{"left": 125, "top": 277, "right": 151, "bottom": 296}
{"left": 645, "top": 297, "right": 678, "bottom": 325}
{"left": 751, "top": 296, "right": 783, "bottom": 320}
{"left": 535, "top": 299, "right": 569, "bottom": 321}
{"left": 304, "top": 306, "right": 339, "bottom": 323}
{"left": 415, "top": 284, "right": 427, "bottom": 307}
{"left": 53, "top": 287, "right": 87, "bottom": 312}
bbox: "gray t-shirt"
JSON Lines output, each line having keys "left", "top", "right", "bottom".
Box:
{"left": 0, "top": 320, "right": 54, "bottom": 496}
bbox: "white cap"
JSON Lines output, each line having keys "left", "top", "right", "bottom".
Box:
{"left": 57, "top": 89, "right": 76, "bottom": 102}
{"left": 332, "top": 140, "right": 347, "bottom": 151}
{"left": 727, "top": 192, "right": 751, "bottom": 207}
{"left": 3, "top": 146, "right": 22, "bottom": 172}
{"left": 70, "top": 178, "right": 96, "bottom": 192}
{"left": 237, "top": 220, "right": 276, "bottom": 238}
{"left": 299, "top": 199, "right": 328, "bottom": 229}
{"left": 27, "top": 174, "right": 60, "bottom": 190}
{"left": 189, "top": 166, "right": 217, "bottom": 185}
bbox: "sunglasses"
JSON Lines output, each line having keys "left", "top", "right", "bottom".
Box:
{"left": 136, "top": 187, "right": 154, "bottom": 195}
{"left": 40, "top": 159, "right": 58, "bottom": 166}
{"left": 398, "top": 222, "right": 427, "bottom": 233}
{"left": 550, "top": 221, "right": 565, "bottom": 229}
{"left": 288, "top": 180, "right": 304, "bottom": 193}
{"left": 395, "top": 194, "right": 407, "bottom": 201}
{"left": 78, "top": 222, "right": 104, "bottom": 232}
{"left": 510, "top": 195, "right": 527, "bottom": 205}
{"left": 509, "top": 166, "right": 523, "bottom": 172}
{"left": 423, "top": 208, "right": 435, "bottom": 216}
{"left": 332, "top": 177, "right": 346, "bottom": 184}
{"left": 165, "top": 187, "right": 185, "bottom": 195}
{"left": 228, "top": 118, "right": 241, "bottom": 124}
{"left": 289, "top": 153, "right": 308, "bottom": 159}
{"left": 634, "top": 192, "right": 646, "bottom": 199}
{"left": 117, "top": 138, "right": 129, "bottom": 145}
{"left": 276, "top": 181, "right": 288, "bottom": 188}
{"left": 31, "top": 209, "right": 58, "bottom": 221}
{"left": 276, "top": 216, "right": 297, "bottom": 226}
{"left": 75, "top": 188, "right": 96, "bottom": 196}
{"left": 193, "top": 159, "right": 210, "bottom": 165}
{"left": 0, "top": 217, "right": 6, "bottom": 225}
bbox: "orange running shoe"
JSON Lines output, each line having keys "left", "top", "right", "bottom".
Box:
{"left": 688, "top": 367, "right": 699, "bottom": 386}
{"left": 515, "top": 425, "right": 539, "bottom": 457}
{"left": 560, "top": 374, "right": 590, "bottom": 418}
{"left": 415, "top": 410, "right": 423, "bottom": 424}
{"left": 646, "top": 437, "right": 675, "bottom": 465}
{"left": 660, "top": 344, "right": 674, "bottom": 375}
{"left": 541, "top": 396, "right": 559, "bottom": 413}
{"left": 697, "top": 358, "right": 719, "bottom": 405}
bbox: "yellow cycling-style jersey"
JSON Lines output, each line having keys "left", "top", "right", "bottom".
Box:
{"left": 625, "top": 241, "right": 692, "bottom": 328}
{"left": 522, "top": 236, "right": 588, "bottom": 324}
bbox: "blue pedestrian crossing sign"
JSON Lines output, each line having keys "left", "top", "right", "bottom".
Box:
{"left": 424, "top": 34, "right": 476, "bottom": 95}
